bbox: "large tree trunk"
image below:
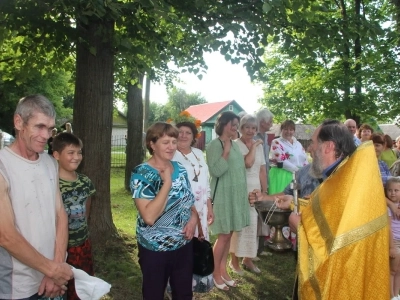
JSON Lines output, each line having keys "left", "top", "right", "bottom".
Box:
{"left": 125, "top": 74, "right": 144, "bottom": 190}
{"left": 73, "top": 18, "right": 117, "bottom": 243}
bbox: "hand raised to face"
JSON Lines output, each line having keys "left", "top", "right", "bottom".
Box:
{"left": 158, "top": 166, "right": 172, "bottom": 184}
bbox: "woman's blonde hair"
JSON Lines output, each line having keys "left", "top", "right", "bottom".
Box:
{"left": 387, "top": 177, "right": 400, "bottom": 188}
{"left": 239, "top": 114, "right": 257, "bottom": 131}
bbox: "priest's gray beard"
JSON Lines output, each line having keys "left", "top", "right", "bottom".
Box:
{"left": 309, "top": 146, "right": 324, "bottom": 179}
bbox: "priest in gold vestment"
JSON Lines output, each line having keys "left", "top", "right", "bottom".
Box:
{"left": 276, "top": 120, "right": 390, "bottom": 300}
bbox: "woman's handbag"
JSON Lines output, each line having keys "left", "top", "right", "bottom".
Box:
{"left": 192, "top": 237, "right": 214, "bottom": 276}
{"left": 192, "top": 212, "right": 214, "bottom": 277}
{"left": 192, "top": 211, "right": 214, "bottom": 293}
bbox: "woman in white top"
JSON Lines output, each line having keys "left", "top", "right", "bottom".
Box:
{"left": 269, "top": 120, "right": 308, "bottom": 194}
{"left": 173, "top": 121, "right": 214, "bottom": 292}
{"left": 229, "top": 114, "right": 266, "bottom": 274}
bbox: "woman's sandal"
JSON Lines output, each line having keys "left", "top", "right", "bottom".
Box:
{"left": 213, "top": 278, "right": 229, "bottom": 291}
{"left": 229, "top": 262, "right": 244, "bottom": 276}
{"left": 221, "top": 276, "right": 237, "bottom": 287}
{"left": 242, "top": 263, "right": 261, "bottom": 274}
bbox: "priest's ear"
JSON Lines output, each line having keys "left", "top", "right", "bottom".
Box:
{"left": 323, "top": 140, "right": 336, "bottom": 155}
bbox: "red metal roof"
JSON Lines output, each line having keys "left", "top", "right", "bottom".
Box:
{"left": 186, "top": 100, "right": 234, "bottom": 123}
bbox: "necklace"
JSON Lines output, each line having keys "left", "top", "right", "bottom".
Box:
{"left": 177, "top": 149, "right": 202, "bottom": 182}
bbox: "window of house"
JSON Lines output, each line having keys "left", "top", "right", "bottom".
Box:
{"left": 228, "top": 105, "right": 233, "bottom": 111}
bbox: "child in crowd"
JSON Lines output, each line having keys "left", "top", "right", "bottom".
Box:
{"left": 387, "top": 177, "right": 400, "bottom": 300}
{"left": 53, "top": 132, "right": 96, "bottom": 300}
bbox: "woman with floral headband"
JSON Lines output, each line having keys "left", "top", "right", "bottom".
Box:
{"left": 172, "top": 121, "right": 214, "bottom": 293}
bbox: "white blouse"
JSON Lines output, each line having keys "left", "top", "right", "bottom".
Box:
{"left": 269, "top": 137, "right": 308, "bottom": 172}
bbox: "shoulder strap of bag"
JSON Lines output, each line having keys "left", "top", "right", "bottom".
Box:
{"left": 211, "top": 139, "right": 224, "bottom": 206}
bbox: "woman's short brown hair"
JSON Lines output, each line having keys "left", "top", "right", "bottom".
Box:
{"left": 146, "top": 122, "right": 178, "bottom": 155}
{"left": 357, "top": 123, "right": 374, "bottom": 139}
{"left": 281, "top": 120, "right": 295, "bottom": 131}
{"left": 215, "top": 111, "right": 239, "bottom": 136}
{"left": 370, "top": 133, "right": 385, "bottom": 145}
{"left": 176, "top": 121, "right": 198, "bottom": 146}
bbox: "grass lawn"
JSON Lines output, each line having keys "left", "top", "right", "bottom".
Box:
{"left": 95, "top": 168, "right": 296, "bottom": 300}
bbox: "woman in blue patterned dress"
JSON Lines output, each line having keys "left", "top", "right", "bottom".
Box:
{"left": 130, "top": 122, "right": 197, "bottom": 300}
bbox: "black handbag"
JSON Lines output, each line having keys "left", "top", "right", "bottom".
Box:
{"left": 192, "top": 212, "right": 214, "bottom": 277}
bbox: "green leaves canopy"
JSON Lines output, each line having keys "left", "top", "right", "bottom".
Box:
{"left": 258, "top": 0, "right": 400, "bottom": 124}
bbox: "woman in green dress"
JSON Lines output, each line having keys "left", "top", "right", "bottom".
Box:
{"left": 206, "top": 111, "right": 249, "bottom": 291}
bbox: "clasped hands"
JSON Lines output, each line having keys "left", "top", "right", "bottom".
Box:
{"left": 39, "top": 262, "right": 74, "bottom": 298}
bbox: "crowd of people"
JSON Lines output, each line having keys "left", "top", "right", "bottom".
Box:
{"left": 131, "top": 111, "right": 400, "bottom": 299}
{"left": 130, "top": 109, "right": 400, "bottom": 299}
{"left": 2, "top": 94, "right": 400, "bottom": 300}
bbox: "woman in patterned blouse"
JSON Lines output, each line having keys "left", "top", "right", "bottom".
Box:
{"left": 130, "top": 122, "right": 197, "bottom": 299}
{"left": 268, "top": 120, "right": 309, "bottom": 194}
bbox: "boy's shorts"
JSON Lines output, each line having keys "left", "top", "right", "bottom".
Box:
{"left": 66, "top": 239, "right": 94, "bottom": 300}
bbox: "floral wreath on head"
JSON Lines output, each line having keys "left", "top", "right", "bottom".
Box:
{"left": 167, "top": 111, "right": 202, "bottom": 138}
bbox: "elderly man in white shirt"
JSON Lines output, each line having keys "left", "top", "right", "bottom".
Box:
{"left": 344, "top": 119, "right": 361, "bottom": 146}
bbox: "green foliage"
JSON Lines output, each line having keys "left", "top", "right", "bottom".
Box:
{"left": 145, "top": 87, "right": 206, "bottom": 126}
{"left": 164, "top": 87, "right": 206, "bottom": 120}
{"left": 147, "top": 102, "right": 169, "bottom": 126}
{"left": 258, "top": 0, "right": 400, "bottom": 124}
{"left": 0, "top": 70, "right": 73, "bottom": 131}
{"left": 0, "top": 10, "right": 74, "bottom": 131}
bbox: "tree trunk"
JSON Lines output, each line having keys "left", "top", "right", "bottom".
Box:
{"left": 73, "top": 18, "right": 117, "bottom": 244}
{"left": 143, "top": 75, "right": 150, "bottom": 131}
{"left": 125, "top": 73, "right": 144, "bottom": 191}
{"left": 392, "top": 0, "right": 400, "bottom": 37}
{"left": 354, "top": 0, "right": 362, "bottom": 108}
{"left": 340, "top": 0, "right": 352, "bottom": 120}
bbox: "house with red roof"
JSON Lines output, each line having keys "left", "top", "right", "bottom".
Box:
{"left": 186, "top": 100, "right": 246, "bottom": 146}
